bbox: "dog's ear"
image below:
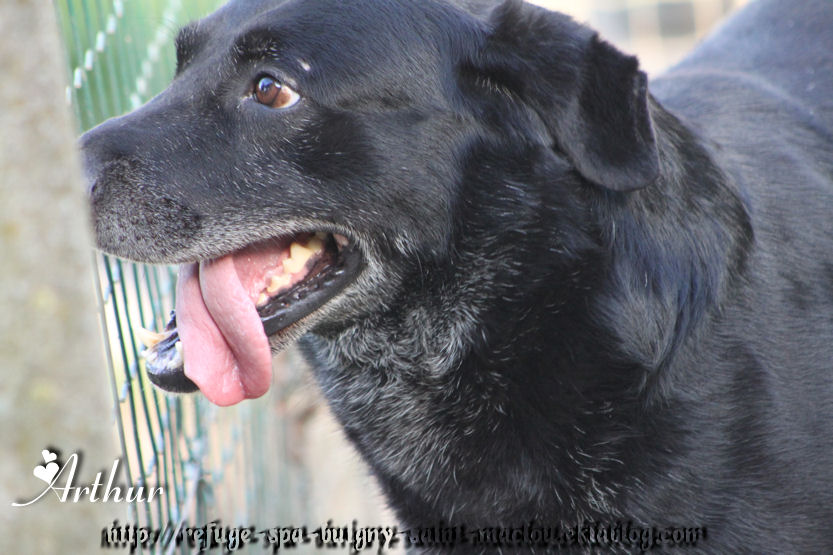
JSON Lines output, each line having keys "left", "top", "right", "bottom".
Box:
{"left": 480, "top": 0, "right": 659, "bottom": 191}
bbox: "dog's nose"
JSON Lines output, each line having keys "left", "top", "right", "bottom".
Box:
{"left": 79, "top": 125, "right": 113, "bottom": 197}
{"left": 79, "top": 115, "right": 138, "bottom": 197}
{"left": 78, "top": 135, "right": 100, "bottom": 197}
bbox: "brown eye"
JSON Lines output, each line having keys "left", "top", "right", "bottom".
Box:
{"left": 254, "top": 75, "right": 300, "bottom": 109}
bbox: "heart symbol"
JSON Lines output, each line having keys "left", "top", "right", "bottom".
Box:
{"left": 42, "top": 449, "right": 57, "bottom": 463}
{"left": 33, "top": 462, "right": 59, "bottom": 484}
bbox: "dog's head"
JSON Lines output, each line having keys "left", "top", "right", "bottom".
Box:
{"left": 81, "top": 0, "right": 659, "bottom": 405}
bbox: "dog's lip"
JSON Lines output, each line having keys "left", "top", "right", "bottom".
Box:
{"left": 140, "top": 230, "right": 364, "bottom": 403}
{"left": 140, "top": 317, "right": 197, "bottom": 393}
{"left": 257, "top": 237, "right": 362, "bottom": 336}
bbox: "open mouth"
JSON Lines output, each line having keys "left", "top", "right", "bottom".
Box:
{"left": 137, "top": 231, "right": 362, "bottom": 404}
{"left": 249, "top": 232, "right": 361, "bottom": 335}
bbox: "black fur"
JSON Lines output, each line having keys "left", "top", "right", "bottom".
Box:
{"left": 81, "top": 0, "right": 833, "bottom": 551}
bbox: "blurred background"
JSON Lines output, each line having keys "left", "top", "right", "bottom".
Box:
{"left": 1, "top": 0, "right": 746, "bottom": 552}
{"left": 538, "top": 0, "right": 747, "bottom": 73}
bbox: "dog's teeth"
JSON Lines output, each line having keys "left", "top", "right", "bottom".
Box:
{"left": 283, "top": 242, "right": 314, "bottom": 273}
{"left": 291, "top": 241, "right": 315, "bottom": 260}
{"left": 257, "top": 292, "right": 270, "bottom": 307}
{"left": 282, "top": 257, "right": 304, "bottom": 274}
{"left": 306, "top": 236, "right": 324, "bottom": 253}
{"left": 172, "top": 341, "right": 184, "bottom": 367}
{"left": 267, "top": 274, "right": 292, "bottom": 294}
{"left": 333, "top": 234, "right": 349, "bottom": 248}
{"left": 136, "top": 327, "right": 165, "bottom": 349}
{"left": 314, "top": 231, "right": 327, "bottom": 241}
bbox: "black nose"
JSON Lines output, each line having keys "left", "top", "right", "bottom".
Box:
{"left": 79, "top": 117, "right": 137, "bottom": 197}
{"left": 79, "top": 131, "right": 100, "bottom": 197}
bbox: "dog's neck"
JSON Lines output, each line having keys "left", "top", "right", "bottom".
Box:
{"left": 300, "top": 100, "right": 753, "bottom": 525}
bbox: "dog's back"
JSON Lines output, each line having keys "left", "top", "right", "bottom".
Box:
{"left": 648, "top": 3, "right": 833, "bottom": 546}
{"left": 654, "top": 0, "right": 833, "bottom": 142}
{"left": 653, "top": 0, "right": 833, "bottom": 313}
{"left": 654, "top": 0, "right": 833, "bottom": 310}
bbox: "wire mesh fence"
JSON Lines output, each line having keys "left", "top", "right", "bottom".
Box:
{"left": 54, "top": 1, "right": 311, "bottom": 551}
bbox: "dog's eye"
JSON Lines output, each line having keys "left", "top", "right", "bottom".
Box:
{"left": 253, "top": 76, "right": 300, "bottom": 109}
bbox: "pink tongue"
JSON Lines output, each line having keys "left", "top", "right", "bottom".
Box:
{"left": 176, "top": 257, "right": 273, "bottom": 406}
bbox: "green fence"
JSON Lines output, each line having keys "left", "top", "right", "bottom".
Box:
{"left": 54, "top": 1, "right": 311, "bottom": 551}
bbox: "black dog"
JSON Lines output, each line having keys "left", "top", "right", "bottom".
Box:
{"left": 81, "top": 0, "right": 833, "bottom": 550}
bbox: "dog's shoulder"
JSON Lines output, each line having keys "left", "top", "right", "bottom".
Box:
{"left": 653, "top": 0, "right": 833, "bottom": 131}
